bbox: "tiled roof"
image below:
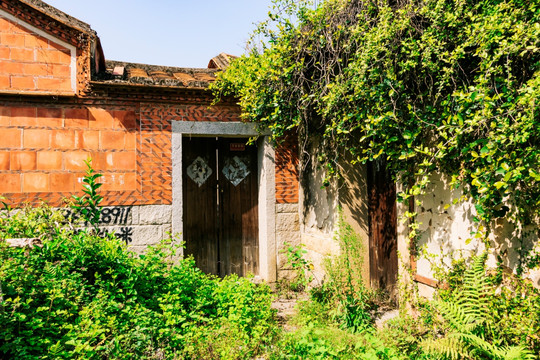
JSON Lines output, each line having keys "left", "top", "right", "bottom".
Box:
{"left": 19, "top": 0, "right": 96, "bottom": 35}
{"left": 208, "top": 53, "right": 238, "bottom": 69}
{"left": 96, "top": 60, "right": 218, "bottom": 89}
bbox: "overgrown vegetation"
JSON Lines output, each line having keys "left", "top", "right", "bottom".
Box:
{"left": 279, "top": 242, "right": 315, "bottom": 293}
{"left": 0, "top": 163, "right": 278, "bottom": 360}
{"left": 269, "top": 220, "right": 540, "bottom": 359}
{"left": 0, "top": 208, "right": 277, "bottom": 359}
{"left": 212, "top": 2, "right": 540, "bottom": 354}
{"left": 424, "top": 254, "right": 536, "bottom": 359}
{"left": 269, "top": 218, "right": 406, "bottom": 359}
{"left": 212, "top": 0, "right": 540, "bottom": 265}
{"left": 1, "top": 198, "right": 538, "bottom": 358}
{"left": 4, "top": 0, "right": 540, "bottom": 351}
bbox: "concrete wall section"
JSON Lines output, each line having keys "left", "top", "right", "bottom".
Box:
{"left": 258, "top": 136, "right": 277, "bottom": 282}
{"left": 401, "top": 173, "right": 540, "bottom": 296}
{"left": 276, "top": 203, "right": 301, "bottom": 280}
{"left": 339, "top": 160, "right": 371, "bottom": 285}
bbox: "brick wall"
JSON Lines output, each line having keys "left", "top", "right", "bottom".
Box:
{"left": 0, "top": 15, "right": 74, "bottom": 94}
{"left": 0, "top": 98, "right": 301, "bottom": 208}
{"left": 275, "top": 133, "right": 299, "bottom": 203}
{"left": 0, "top": 103, "right": 139, "bottom": 206}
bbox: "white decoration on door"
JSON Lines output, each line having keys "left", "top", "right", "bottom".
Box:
{"left": 222, "top": 156, "right": 250, "bottom": 186}
{"left": 187, "top": 156, "right": 212, "bottom": 187}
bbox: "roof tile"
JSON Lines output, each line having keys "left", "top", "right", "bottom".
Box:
{"left": 95, "top": 58, "right": 228, "bottom": 89}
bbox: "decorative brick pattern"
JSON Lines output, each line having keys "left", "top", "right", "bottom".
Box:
{"left": 0, "top": 15, "right": 74, "bottom": 94}
{"left": 138, "top": 104, "right": 173, "bottom": 205}
{"left": 275, "top": 133, "right": 299, "bottom": 204}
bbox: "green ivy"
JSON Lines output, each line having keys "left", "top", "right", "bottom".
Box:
{"left": 212, "top": 0, "right": 540, "bottom": 262}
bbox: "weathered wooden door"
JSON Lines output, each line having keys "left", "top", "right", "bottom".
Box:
{"left": 367, "top": 159, "right": 398, "bottom": 293}
{"left": 182, "top": 137, "right": 259, "bottom": 277}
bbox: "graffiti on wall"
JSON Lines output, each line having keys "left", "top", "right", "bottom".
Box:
{"left": 65, "top": 207, "right": 134, "bottom": 244}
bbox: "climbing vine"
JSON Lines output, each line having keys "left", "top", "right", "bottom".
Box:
{"left": 212, "top": 0, "right": 540, "bottom": 262}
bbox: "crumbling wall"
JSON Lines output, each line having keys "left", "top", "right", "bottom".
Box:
{"left": 404, "top": 173, "right": 540, "bottom": 297}
{"left": 298, "top": 138, "right": 340, "bottom": 282}
{"left": 297, "top": 152, "right": 371, "bottom": 285}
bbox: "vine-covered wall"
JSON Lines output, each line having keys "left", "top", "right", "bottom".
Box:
{"left": 212, "top": 0, "right": 540, "bottom": 290}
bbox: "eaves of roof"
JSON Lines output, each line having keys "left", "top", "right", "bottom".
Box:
{"left": 18, "top": 0, "right": 96, "bottom": 35}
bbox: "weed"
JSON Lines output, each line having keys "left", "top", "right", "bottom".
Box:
{"left": 71, "top": 158, "right": 103, "bottom": 229}
{"left": 280, "top": 242, "right": 314, "bottom": 293}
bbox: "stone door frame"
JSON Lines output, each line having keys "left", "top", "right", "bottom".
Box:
{"left": 171, "top": 121, "right": 277, "bottom": 282}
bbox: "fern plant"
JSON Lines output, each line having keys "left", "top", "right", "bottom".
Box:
{"left": 423, "top": 254, "right": 536, "bottom": 360}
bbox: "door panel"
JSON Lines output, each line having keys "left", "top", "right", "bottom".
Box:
{"left": 219, "top": 139, "right": 259, "bottom": 276}
{"left": 182, "top": 137, "right": 218, "bottom": 275}
{"left": 368, "top": 159, "right": 398, "bottom": 293}
{"left": 182, "top": 137, "right": 259, "bottom": 277}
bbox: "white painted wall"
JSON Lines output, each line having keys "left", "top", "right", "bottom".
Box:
{"left": 398, "top": 173, "right": 540, "bottom": 297}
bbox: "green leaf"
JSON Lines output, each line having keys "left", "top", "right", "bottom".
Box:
{"left": 493, "top": 181, "right": 506, "bottom": 190}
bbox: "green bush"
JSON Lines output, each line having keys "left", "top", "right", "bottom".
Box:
{"left": 0, "top": 203, "right": 68, "bottom": 240}
{"left": 0, "top": 206, "right": 277, "bottom": 359}
{"left": 269, "top": 323, "right": 406, "bottom": 360}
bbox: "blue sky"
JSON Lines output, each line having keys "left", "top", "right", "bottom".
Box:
{"left": 43, "top": 0, "right": 274, "bottom": 68}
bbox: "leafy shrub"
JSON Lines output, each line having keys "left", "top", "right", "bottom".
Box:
{"left": 269, "top": 324, "right": 406, "bottom": 360}
{"left": 0, "top": 203, "right": 68, "bottom": 240}
{"left": 486, "top": 277, "right": 540, "bottom": 355}
{"left": 377, "top": 314, "right": 434, "bottom": 360}
{"left": 427, "top": 254, "right": 539, "bottom": 359}
{"left": 70, "top": 158, "right": 103, "bottom": 229}
{"left": 279, "top": 242, "right": 314, "bottom": 293}
{"left": 183, "top": 274, "right": 278, "bottom": 359}
{"left": 0, "top": 206, "right": 277, "bottom": 359}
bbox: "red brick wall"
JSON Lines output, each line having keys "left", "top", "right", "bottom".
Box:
{"left": 0, "top": 103, "right": 140, "bottom": 206}
{"left": 0, "top": 0, "right": 300, "bottom": 210}
{"left": 275, "top": 133, "right": 299, "bottom": 203}
{"left": 0, "top": 100, "right": 299, "bottom": 207}
{"left": 0, "top": 15, "right": 74, "bottom": 94}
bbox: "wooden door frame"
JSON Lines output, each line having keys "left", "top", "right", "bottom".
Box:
{"left": 171, "top": 121, "right": 277, "bottom": 282}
